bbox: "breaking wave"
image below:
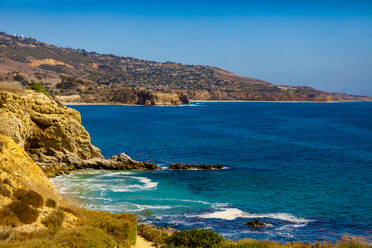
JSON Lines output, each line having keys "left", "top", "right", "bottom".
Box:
{"left": 193, "top": 207, "right": 311, "bottom": 224}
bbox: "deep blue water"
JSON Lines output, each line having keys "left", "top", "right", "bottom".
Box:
{"left": 52, "top": 102, "right": 372, "bottom": 243}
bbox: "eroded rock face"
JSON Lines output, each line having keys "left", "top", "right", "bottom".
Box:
{"left": 0, "top": 89, "right": 158, "bottom": 176}
{"left": 136, "top": 91, "right": 189, "bottom": 105}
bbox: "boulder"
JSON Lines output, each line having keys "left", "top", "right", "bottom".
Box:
{"left": 245, "top": 220, "right": 266, "bottom": 228}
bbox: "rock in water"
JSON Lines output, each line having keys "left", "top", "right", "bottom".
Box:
{"left": 169, "top": 164, "right": 224, "bottom": 170}
{"left": 245, "top": 220, "right": 266, "bottom": 228}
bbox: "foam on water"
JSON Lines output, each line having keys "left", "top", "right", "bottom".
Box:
{"left": 194, "top": 207, "right": 311, "bottom": 224}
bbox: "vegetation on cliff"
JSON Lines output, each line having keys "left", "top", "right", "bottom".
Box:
{"left": 27, "top": 82, "right": 50, "bottom": 97}
{"left": 0, "top": 134, "right": 137, "bottom": 248}
{"left": 136, "top": 225, "right": 371, "bottom": 248}
{"left": 1, "top": 32, "right": 370, "bottom": 104}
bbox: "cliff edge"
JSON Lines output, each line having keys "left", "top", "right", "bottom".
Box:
{"left": 0, "top": 84, "right": 157, "bottom": 176}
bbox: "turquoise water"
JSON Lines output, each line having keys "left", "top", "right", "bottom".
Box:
{"left": 51, "top": 102, "right": 372, "bottom": 242}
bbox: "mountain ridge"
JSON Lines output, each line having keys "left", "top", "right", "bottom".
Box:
{"left": 0, "top": 32, "right": 371, "bottom": 104}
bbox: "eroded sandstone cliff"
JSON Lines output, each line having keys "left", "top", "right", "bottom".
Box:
{"left": 0, "top": 134, "right": 137, "bottom": 247}
{"left": 0, "top": 87, "right": 157, "bottom": 176}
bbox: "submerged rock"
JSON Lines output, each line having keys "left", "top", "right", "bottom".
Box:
{"left": 169, "top": 164, "right": 223, "bottom": 170}
{"left": 245, "top": 220, "right": 266, "bottom": 228}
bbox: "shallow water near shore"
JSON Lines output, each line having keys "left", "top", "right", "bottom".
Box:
{"left": 52, "top": 102, "right": 372, "bottom": 242}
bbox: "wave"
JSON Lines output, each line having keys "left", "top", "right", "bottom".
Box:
{"left": 110, "top": 176, "right": 158, "bottom": 192}
{"left": 178, "top": 104, "right": 200, "bottom": 107}
{"left": 98, "top": 171, "right": 132, "bottom": 177}
{"left": 88, "top": 202, "right": 172, "bottom": 212}
{"left": 193, "top": 208, "right": 311, "bottom": 224}
{"left": 130, "top": 176, "right": 159, "bottom": 189}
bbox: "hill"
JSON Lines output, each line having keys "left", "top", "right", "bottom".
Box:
{"left": 0, "top": 32, "right": 370, "bottom": 104}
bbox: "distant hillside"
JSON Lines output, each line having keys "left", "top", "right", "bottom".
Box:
{"left": 0, "top": 32, "right": 370, "bottom": 104}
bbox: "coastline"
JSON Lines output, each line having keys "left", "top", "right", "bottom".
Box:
{"left": 190, "top": 99, "right": 371, "bottom": 103}
{"left": 61, "top": 99, "right": 372, "bottom": 106}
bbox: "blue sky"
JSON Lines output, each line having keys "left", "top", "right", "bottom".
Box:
{"left": 1, "top": 0, "right": 372, "bottom": 95}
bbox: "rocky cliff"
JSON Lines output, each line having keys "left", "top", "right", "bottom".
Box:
{"left": 0, "top": 85, "right": 157, "bottom": 176}
{"left": 110, "top": 89, "right": 189, "bottom": 105}
{"left": 0, "top": 134, "right": 137, "bottom": 247}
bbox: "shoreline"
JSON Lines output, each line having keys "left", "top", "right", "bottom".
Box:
{"left": 190, "top": 99, "right": 372, "bottom": 103}
{"left": 62, "top": 99, "right": 372, "bottom": 106}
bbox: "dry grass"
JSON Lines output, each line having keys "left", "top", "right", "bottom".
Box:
{"left": 136, "top": 225, "right": 371, "bottom": 248}
{"left": 0, "top": 138, "right": 7, "bottom": 152}
{"left": 0, "top": 203, "right": 138, "bottom": 248}
{"left": 0, "top": 82, "right": 24, "bottom": 94}
{"left": 220, "top": 236, "right": 372, "bottom": 248}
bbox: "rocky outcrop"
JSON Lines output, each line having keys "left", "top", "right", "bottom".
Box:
{"left": 110, "top": 89, "right": 189, "bottom": 105}
{"left": 0, "top": 134, "right": 137, "bottom": 246}
{"left": 0, "top": 88, "right": 158, "bottom": 176}
{"left": 169, "top": 164, "right": 224, "bottom": 170}
{"left": 245, "top": 220, "right": 266, "bottom": 228}
{"left": 0, "top": 135, "right": 58, "bottom": 204}
{"left": 0, "top": 134, "right": 79, "bottom": 230}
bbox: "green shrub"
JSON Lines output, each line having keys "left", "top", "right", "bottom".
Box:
{"left": 27, "top": 82, "right": 50, "bottom": 97}
{"left": 13, "top": 189, "right": 44, "bottom": 208}
{"left": 137, "top": 224, "right": 169, "bottom": 246}
{"left": 6, "top": 200, "right": 39, "bottom": 224}
{"left": 164, "top": 228, "right": 224, "bottom": 248}
{"left": 45, "top": 198, "right": 57, "bottom": 208}
{"left": 56, "top": 226, "right": 118, "bottom": 248}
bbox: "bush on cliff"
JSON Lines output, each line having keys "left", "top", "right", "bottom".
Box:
{"left": 13, "top": 189, "right": 44, "bottom": 208}
{"left": 137, "top": 224, "right": 169, "bottom": 246}
{"left": 6, "top": 200, "right": 39, "bottom": 224}
{"left": 42, "top": 210, "right": 65, "bottom": 229}
{"left": 27, "top": 82, "right": 50, "bottom": 97}
{"left": 56, "top": 226, "right": 119, "bottom": 248}
{"left": 45, "top": 198, "right": 57, "bottom": 208}
{"left": 78, "top": 209, "right": 137, "bottom": 246}
{"left": 163, "top": 228, "right": 224, "bottom": 248}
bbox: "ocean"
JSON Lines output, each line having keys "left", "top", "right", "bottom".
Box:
{"left": 51, "top": 102, "right": 372, "bottom": 242}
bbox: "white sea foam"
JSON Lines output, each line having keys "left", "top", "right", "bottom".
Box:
{"left": 194, "top": 208, "right": 311, "bottom": 224}
{"left": 110, "top": 176, "right": 158, "bottom": 192}
{"left": 130, "top": 176, "right": 159, "bottom": 189}
{"left": 99, "top": 171, "right": 132, "bottom": 177}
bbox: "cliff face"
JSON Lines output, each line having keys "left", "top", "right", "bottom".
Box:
{"left": 0, "top": 135, "right": 57, "bottom": 205}
{"left": 0, "top": 134, "right": 137, "bottom": 247}
{"left": 0, "top": 89, "right": 102, "bottom": 175}
{"left": 110, "top": 89, "right": 189, "bottom": 105}
{"left": 0, "top": 87, "right": 157, "bottom": 176}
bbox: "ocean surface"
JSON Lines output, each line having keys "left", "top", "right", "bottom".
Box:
{"left": 51, "top": 102, "right": 372, "bottom": 243}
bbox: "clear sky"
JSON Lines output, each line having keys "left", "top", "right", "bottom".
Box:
{"left": 1, "top": 0, "right": 372, "bottom": 95}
